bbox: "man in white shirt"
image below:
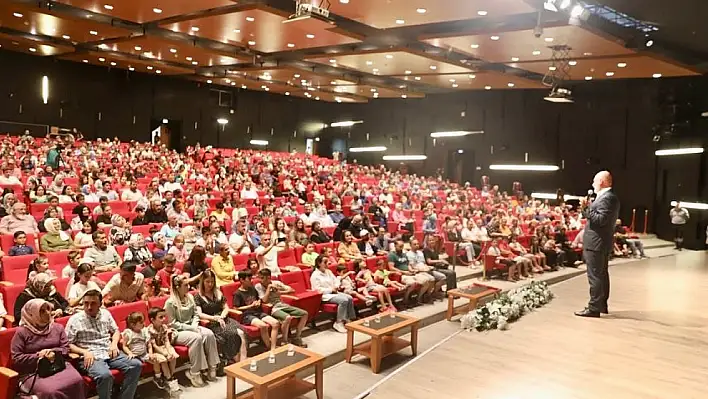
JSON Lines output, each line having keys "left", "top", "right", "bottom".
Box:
{"left": 240, "top": 181, "right": 258, "bottom": 200}
{"left": 0, "top": 168, "right": 21, "bottom": 186}
{"left": 299, "top": 204, "right": 315, "bottom": 227}
{"left": 406, "top": 239, "right": 441, "bottom": 295}
{"left": 160, "top": 176, "right": 183, "bottom": 194}
{"left": 229, "top": 220, "right": 252, "bottom": 255}
{"left": 120, "top": 180, "right": 143, "bottom": 202}
{"left": 255, "top": 234, "right": 280, "bottom": 277}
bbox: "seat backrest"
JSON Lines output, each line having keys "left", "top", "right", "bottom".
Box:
{"left": 0, "top": 328, "right": 17, "bottom": 368}
{"left": 279, "top": 271, "right": 307, "bottom": 294}
{"left": 219, "top": 282, "right": 240, "bottom": 308}
{"left": 277, "top": 249, "right": 297, "bottom": 267}
{"left": 45, "top": 250, "right": 72, "bottom": 268}
{"left": 2, "top": 284, "right": 26, "bottom": 317}
{"left": 147, "top": 296, "right": 168, "bottom": 311}
{"left": 1, "top": 234, "right": 37, "bottom": 253}
{"left": 108, "top": 301, "right": 148, "bottom": 331}
{"left": 232, "top": 254, "right": 249, "bottom": 271}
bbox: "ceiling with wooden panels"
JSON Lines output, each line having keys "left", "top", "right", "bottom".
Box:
{"left": 52, "top": 0, "right": 237, "bottom": 24}
{"left": 0, "top": 0, "right": 703, "bottom": 103}
{"left": 160, "top": 7, "right": 361, "bottom": 54}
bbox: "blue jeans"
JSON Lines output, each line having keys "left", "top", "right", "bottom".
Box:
{"left": 79, "top": 353, "right": 143, "bottom": 399}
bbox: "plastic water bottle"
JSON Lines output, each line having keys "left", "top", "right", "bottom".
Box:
{"left": 374, "top": 315, "right": 381, "bottom": 323}
{"left": 287, "top": 344, "right": 295, "bottom": 356}
{"left": 268, "top": 351, "right": 276, "bottom": 364}
{"left": 363, "top": 319, "right": 370, "bottom": 327}
{"left": 249, "top": 360, "right": 257, "bottom": 371}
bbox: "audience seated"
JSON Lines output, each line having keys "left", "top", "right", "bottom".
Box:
{"left": 310, "top": 256, "right": 356, "bottom": 333}
{"left": 14, "top": 273, "right": 70, "bottom": 325}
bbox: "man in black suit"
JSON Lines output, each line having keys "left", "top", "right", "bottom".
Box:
{"left": 575, "top": 171, "right": 620, "bottom": 318}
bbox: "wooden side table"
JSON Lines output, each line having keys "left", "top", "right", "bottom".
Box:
{"left": 225, "top": 346, "right": 324, "bottom": 399}
{"left": 446, "top": 284, "right": 500, "bottom": 321}
{"left": 345, "top": 313, "right": 419, "bottom": 374}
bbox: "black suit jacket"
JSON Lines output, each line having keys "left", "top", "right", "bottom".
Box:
{"left": 582, "top": 189, "right": 620, "bottom": 253}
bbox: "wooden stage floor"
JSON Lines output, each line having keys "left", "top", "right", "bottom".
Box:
{"left": 365, "top": 251, "right": 708, "bottom": 399}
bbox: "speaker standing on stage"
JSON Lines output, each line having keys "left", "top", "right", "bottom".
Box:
{"left": 575, "top": 171, "right": 620, "bottom": 318}
{"left": 669, "top": 202, "right": 689, "bottom": 251}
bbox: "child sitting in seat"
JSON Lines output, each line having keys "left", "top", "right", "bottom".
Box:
{"left": 8, "top": 231, "right": 35, "bottom": 256}
{"left": 123, "top": 311, "right": 179, "bottom": 394}
{"left": 373, "top": 259, "right": 407, "bottom": 291}
{"left": 156, "top": 254, "right": 179, "bottom": 291}
{"left": 61, "top": 250, "right": 82, "bottom": 279}
{"left": 336, "top": 263, "right": 375, "bottom": 306}
{"left": 355, "top": 261, "right": 396, "bottom": 312}
{"left": 26, "top": 255, "right": 53, "bottom": 280}
{"left": 301, "top": 242, "right": 318, "bottom": 267}
{"left": 67, "top": 263, "right": 101, "bottom": 307}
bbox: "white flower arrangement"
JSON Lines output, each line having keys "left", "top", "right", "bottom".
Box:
{"left": 460, "top": 281, "right": 554, "bottom": 332}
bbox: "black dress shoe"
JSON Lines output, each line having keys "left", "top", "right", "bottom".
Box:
{"left": 574, "top": 308, "right": 600, "bottom": 318}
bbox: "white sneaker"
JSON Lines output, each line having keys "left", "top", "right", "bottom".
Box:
{"left": 333, "top": 322, "right": 347, "bottom": 333}
{"left": 168, "top": 379, "right": 181, "bottom": 392}
{"left": 186, "top": 371, "right": 205, "bottom": 387}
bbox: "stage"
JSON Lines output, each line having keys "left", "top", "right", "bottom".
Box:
{"left": 362, "top": 251, "right": 708, "bottom": 399}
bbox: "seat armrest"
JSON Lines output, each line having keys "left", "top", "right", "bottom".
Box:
{"left": 0, "top": 366, "right": 18, "bottom": 399}
{"left": 1, "top": 315, "right": 14, "bottom": 328}
{"left": 0, "top": 282, "right": 13, "bottom": 287}
{"left": 226, "top": 309, "right": 244, "bottom": 322}
{"left": 281, "top": 294, "right": 298, "bottom": 301}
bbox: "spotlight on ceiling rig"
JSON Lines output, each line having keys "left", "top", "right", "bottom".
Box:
{"left": 544, "top": 87, "right": 574, "bottom": 103}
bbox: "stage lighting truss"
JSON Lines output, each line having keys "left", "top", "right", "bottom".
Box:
{"left": 542, "top": 45, "right": 572, "bottom": 88}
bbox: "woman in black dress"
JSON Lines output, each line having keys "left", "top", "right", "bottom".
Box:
{"left": 194, "top": 270, "right": 248, "bottom": 365}
{"left": 185, "top": 245, "right": 209, "bottom": 287}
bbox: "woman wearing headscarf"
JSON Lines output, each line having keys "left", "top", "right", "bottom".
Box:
{"left": 123, "top": 233, "right": 153, "bottom": 266}
{"left": 48, "top": 175, "right": 65, "bottom": 196}
{"left": 109, "top": 214, "right": 131, "bottom": 246}
{"left": 11, "top": 299, "right": 85, "bottom": 399}
{"left": 69, "top": 205, "right": 96, "bottom": 232}
{"left": 80, "top": 184, "right": 99, "bottom": 203}
{"left": 40, "top": 218, "right": 74, "bottom": 252}
{"left": 0, "top": 192, "right": 18, "bottom": 218}
{"left": 38, "top": 207, "right": 70, "bottom": 233}
{"left": 14, "top": 273, "right": 70, "bottom": 325}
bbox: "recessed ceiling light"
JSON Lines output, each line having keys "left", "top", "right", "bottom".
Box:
{"left": 544, "top": 37, "right": 554, "bottom": 42}
{"left": 485, "top": 86, "right": 492, "bottom": 90}
{"left": 103, "top": 4, "right": 113, "bottom": 10}
{"left": 89, "top": 30, "right": 98, "bottom": 35}
{"left": 29, "top": 46, "right": 37, "bottom": 52}
{"left": 287, "top": 43, "right": 295, "bottom": 48}
{"left": 82, "top": 59, "right": 88, "bottom": 63}
{"left": 404, "top": 70, "right": 412, "bottom": 74}
{"left": 206, "top": 79, "right": 212, "bottom": 83}
{"left": 98, "top": 44, "right": 109, "bottom": 49}
{"left": 153, "top": 8, "right": 162, "bottom": 14}
{"left": 617, "top": 62, "right": 627, "bottom": 68}
{"left": 452, "top": 83, "right": 459, "bottom": 88}
{"left": 62, "top": 35, "right": 71, "bottom": 39}
{"left": 468, "top": 74, "right": 476, "bottom": 79}
{"left": 248, "top": 40, "right": 256, "bottom": 45}
{"left": 330, "top": 81, "right": 338, "bottom": 85}
{"left": 12, "top": 12, "right": 23, "bottom": 18}
{"left": 548, "top": 66, "right": 557, "bottom": 71}
{"left": 314, "top": 96, "right": 318, "bottom": 99}
{"left": 449, "top": 78, "right": 456, "bottom": 82}
{"left": 414, "top": 76, "right": 421, "bottom": 80}
{"left": 339, "top": 0, "right": 349, "bottom": 3}
{"left": 373, "top": 93, "right": 379, "bottom": 97}
{"left": 490, "top": 35, "right": 500, "bottom": 41}
{"left": 242, "top": 85, "right": 247, "bottom": 89}
{"left": 294, "top": 74, "right": 300, "bottom": 78}
{"left": 110, "top": 61, "right": 116, "bottom": 66}
{"left": 584, "top": 76, "right": 592, "bottom": 80}
{"left": 225, "top": 78, "right": 231, "bottom": 83}
{"left": 98, "top": 57, "right": 106, "bottom": 62}
{"left": 155, "top": 70, "right": 161, "bottom": 74}
{"left": 128, "top": 67, "right": 134, "bottom": 71}
{"left": 169, "top": 48, "right": 177, "bottom": 53}
{"left": 569, "top": 60, "right": 577, "bottom": 66}
{"left": 336, "top": 99, "right": 342, "bottom": 103}
{"left": 401, "top": 94, "right": 407, "bottom": 98}
{"left": 511, "top": 57, "right": 519, "bottom": 62}
{"left": 370, "top": 88, "right": 377, "bottom": 92}
{"left": 477, "top": 10, "right": 488, "bottom": 16}
{"left": 583, "top": 52, "right": 593, "bottom": 56}
{"left": 186, "top": 56, "right": 193, "bottom": 61}
{"left": 306, "top": 34, "right": 315, "bottom": 39}
{"left": 232, "top": 29, "right": 241, "bottom": 33}
{"left": 395, "top": 19, "right": 405, "bottom": 25}
{"left": 366, "top": 61, "right": 373, "bottom": 65}
{"left": 507, "top": 83, "right": 515, "bottom": 87}
{"left": 385, "top": 54, "right": 393, "bottom": 59}
{"left": 134, "top": 46, "right": 142, "bottom": 51}
{"left": 532, "top": 50, "right": 541, "bottom": 56}
{"left": 429, "top": 65, "right": 437, "bottom": 70}
{"left": 652, "top": 73, "right": 662, "bottom": 78}
{"left": 147, "top": 65, "right": 153, "bottom": 70}
{"left": 245, "top": 16, "right": 255, "bottom": 22}
{"left": 192, "top": 61, "right": 198, "bottom": 65}
{"left": 606, "top": 71, "right": 615, "bottom": 77}
{"left": 285, "top": 91, "right": 290, "bottom": 95}
{"left": 329, "top": 59, "right": 336, "bottom": 63}
{"left": 416, "top": 8, "right": 427, "bottom": 14}
{"left": 470, "top": 44, "right": 480, "bottom": 49}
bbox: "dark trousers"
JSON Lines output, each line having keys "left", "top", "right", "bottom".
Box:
{"left": 673, "top": 224, "right": 685, "bottom": 249}
{"left": 584, "top": 249, "right": 610, "bottom": 312}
